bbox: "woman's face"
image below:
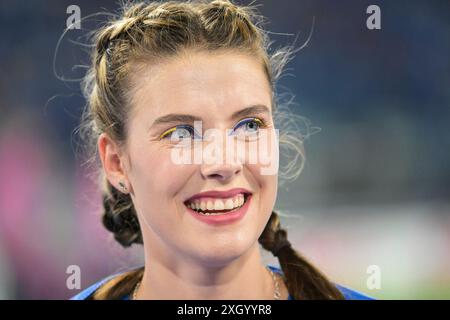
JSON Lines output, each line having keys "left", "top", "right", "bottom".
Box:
{"left": 116, "top": 51, "right": 278, "bottom": 265}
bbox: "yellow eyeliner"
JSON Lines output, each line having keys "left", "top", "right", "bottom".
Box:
{"left": 159, "top": 127, "right": 177, "bottom": 139}
{"left": 159, "top": 118, "right": 265, "bottom": 140}
{"left": 252, "top": 117, "right": 264, "bottom": 125}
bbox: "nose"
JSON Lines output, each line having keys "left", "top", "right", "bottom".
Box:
{"left": 199, "top": 132, "right": 243, "bottom": 181}
{"left": 200, "top": 161, "right": 243, "bottom": 181}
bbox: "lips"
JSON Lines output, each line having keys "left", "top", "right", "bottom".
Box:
{"left": 185, "top": 188, "right": 252, "bottom": 202}
{"left": 185, "top": 192, "right": 253, "bottom": 225}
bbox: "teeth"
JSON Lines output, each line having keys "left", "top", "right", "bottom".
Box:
{"left": 214, "top": 199, "right": 225, "bottom": 210}
{"left": 224, "top": 199, "right": 234, "bottom": 210}
{"left": 187, "top": 193, "right": 249, "bottom": 215}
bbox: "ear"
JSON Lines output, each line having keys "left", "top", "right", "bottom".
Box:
{"left": 98, "top": 132, "right": 130, "bottom": 193}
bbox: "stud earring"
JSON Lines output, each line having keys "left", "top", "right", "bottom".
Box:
{"left": 118, "top": 181, "right": 127, "bottom": 192}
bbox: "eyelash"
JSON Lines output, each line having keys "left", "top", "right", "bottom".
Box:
{"left": 158, "top": 117, "right": 268, "bottom": 140}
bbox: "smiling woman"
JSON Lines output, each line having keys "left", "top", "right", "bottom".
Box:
{"left": 72, "top": 0, "right": 372, "bottom": 300}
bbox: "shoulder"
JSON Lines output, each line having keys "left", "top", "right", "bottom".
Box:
{"left": 72, "top": 265, "right": 375, "bottom": 300}
{"left": 70, "top": 277, "right": 109, "bottom": 300}
{"left": 70, "top": 267, "right": 139, "bottom": 300}
{"left": 70, "top": 273, "right": 119, "bottom": 300}
{"left": 266, "top": 264, "right": 375, "bottom": 300}
{"left": 334, "top": 284, "right": 375, "bottom": 300}
{"left": 71, "top": 265, "right": 145, "bottom": 300}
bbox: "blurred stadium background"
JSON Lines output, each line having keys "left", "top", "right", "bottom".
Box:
{"left": 0, "top": 0, "right": 449, "bottom": 299}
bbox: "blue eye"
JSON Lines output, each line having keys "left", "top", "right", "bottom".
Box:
{"left": 159, "top": 125, "right": 200, "bottom": 141}
{"left": 232, "top": 117, "right": 266, "bottom": 136}
{"left": 159, "top": 118, "right": 267, "bottom": 141}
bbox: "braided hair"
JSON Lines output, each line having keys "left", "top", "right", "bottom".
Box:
{"left": 79, "top": 0, "right": 344, "bottom": 300}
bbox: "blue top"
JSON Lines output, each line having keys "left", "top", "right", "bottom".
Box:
{"left": 70, "top": 265, "right": 374, "bottom": 300}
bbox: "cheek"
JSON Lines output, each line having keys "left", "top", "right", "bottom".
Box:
{"left": 247, "top": 163, "right": 278, "bottom": 207}
{"left": 128, "top": 147, "right": 197, "bottom": 244}
{"left": 129, "top": 145, "right": 194, "bottom": 208}
{"left": 247, "top": 131, "right": 279, "bottom": 198}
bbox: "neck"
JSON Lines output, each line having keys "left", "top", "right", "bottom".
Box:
{"left": 135, "top": 243, "right": 276, "bottom": 300}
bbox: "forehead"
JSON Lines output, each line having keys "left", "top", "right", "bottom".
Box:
{"left": 126, "top": 50, "right": 272, "bottom": 122}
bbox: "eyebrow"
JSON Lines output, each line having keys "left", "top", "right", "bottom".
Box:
{"left": 150, "top": 104, "right": 271, "bottom": 128}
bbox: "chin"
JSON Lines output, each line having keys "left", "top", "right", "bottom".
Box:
{"left": 189, "top": 239, "right": 257, "bottom": 266}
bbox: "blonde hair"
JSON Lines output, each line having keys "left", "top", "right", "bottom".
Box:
{"left": 78, "top": 0, "right": 343, "bottom": 299}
